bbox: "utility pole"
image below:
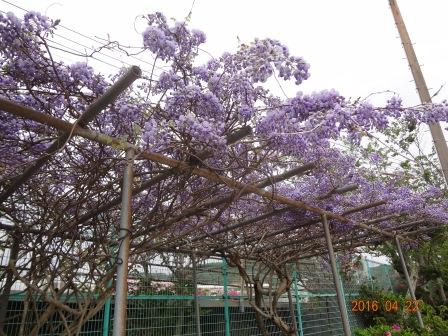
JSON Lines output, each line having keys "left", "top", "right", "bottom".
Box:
{"left": 389, "top": 0, "right": 448, "bottom": 186}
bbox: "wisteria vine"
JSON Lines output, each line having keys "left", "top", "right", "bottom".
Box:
{"left": 0, "top": 10, "right": 447, "bottom": 335}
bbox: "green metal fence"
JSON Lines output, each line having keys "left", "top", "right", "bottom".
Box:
{"left": 363, "top": 258, "right": 400, "bottom": 293}
{"left": 1, "top": 255, "right": 395, "bottom": 335}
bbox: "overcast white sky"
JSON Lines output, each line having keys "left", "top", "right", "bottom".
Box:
{"left": 3, "top": 0, "right": 448, "bottom": 107}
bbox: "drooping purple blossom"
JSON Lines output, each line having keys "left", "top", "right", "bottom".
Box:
{"left": 0, "top": 10, "right": 447, "bottom": 255}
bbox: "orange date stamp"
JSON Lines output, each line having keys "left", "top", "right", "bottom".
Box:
{"left": 351, "top": 300, "right": 422, "bottom": 313}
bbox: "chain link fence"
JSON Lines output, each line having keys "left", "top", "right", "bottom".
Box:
{"left": 0, "top": 250, "right": 396, "bottom": 335}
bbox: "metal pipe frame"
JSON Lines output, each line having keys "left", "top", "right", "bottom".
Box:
{"left": 365, "top": 214, "right": 399, "bottom": 225}
{"left": 209, "top": 235, "right": 379, "bottom": 264}
{"left": 144, "top": 162, "right": 315, "bottom": 235}
{"left": 293, "top": 218, "right": 438, "bottom": 258}
{"left": 0, "top": 216, "right": 427, "bottom": 265}
{"left": 298, "top": 229, "right": 400, "bottom": 260}
{"left": 322, "top": 214, "right": 352, "bottom": 336}
{"left": 209, "top": 217, "right": 320, "bottom": 253}
{"left": 186, "top": 206, "right": 291, "bottom": 245}
{"left": 401, "top": 224, "right": 445, "bottom": 237}
{"left": 341, "top": 200, "right": 387, "bottom": 216}
{"left": 0, "top": 98, "right": 345, "bottom": 221}
{"left": 214, "top": 199, "right": 389, "bottom": 254}
{"left": 0, "top": 98, "right": 419, "bottom": 256}
{"left": 165, "top": 164, "right": 316, "bottom": 248}
{"left": 113, "top": 148, "right": 135, "bottom": 336}
{"left": 317, "top": 183, "right": 358, "bottom": 200}
{"left": 1, "top": 217, "right": 431, "bottom": 260}
{"left": 328, "top": 219, "right": 440, "bottom": 247}
{"left": 0, "top": 126, "right": 253, "bottom": 259}
{"left": 257, "top": 217, "right": 394, "bottom": 252}
{"left": 135, "top": 164, "right": 315, "bottom": 251}
{"left": 297, "top": 221, "right": 442, "bottom": 266}
{"left": 394, "top": 236, "right": 424, "bottom": 329}
{"left": 0, "top": 215, "right": 428, "bottom": 255}
{"left": 0, "top": 212, "right": 404, "bottom": 250}
{"left": 185, "top": 183, "right": 360, "bottom": 251}
{"left": 299, "top": 237, "right": 384, "bottom": 260}
{"left": 272, "top": 233, "right": 389, "bottom": 262}
{"left": 69, "top": 126, "right": 252, "bottom": 228}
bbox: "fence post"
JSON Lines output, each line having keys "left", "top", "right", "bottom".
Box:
{"left": 293, "top": 265, "right": 304, "bottom": 336}
{"left": 239, "top": 277, "right": 245, "bottom": 313}
{"left": 192, "top": 253, "right": 202, "bottom": 336}
{"left": 103, "top": 266, "right": 113, "bottom": 336}
{"left": 287, "top": 288, "right": 298, "bottom": 335}
{"left": 386, "top": 266, "right": 394, "bottom": 292}
{"left": 362, "top": 257, "right": 373, "bottom": 289}
{"left": 222, "top": 257, "right": 231, "bottom": 336}
{"left": 103, "top": 295, "right": 111, "bottom": 336}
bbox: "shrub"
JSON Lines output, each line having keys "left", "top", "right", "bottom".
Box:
{"left": 355, "top": 285, "right": 406, "bottom": 327}
{"left": 354, "top": 285, "right": 448, "bottom": 336}
{"left": 354, "top": 324, "right": 416, "bottom": 336}
{"left": 421, "top": 303, "right": 448, "bottom": 336}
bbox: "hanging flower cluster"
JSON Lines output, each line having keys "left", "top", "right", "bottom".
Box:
{"left": 0, "top": 10, "right": 446, "bottom": 255}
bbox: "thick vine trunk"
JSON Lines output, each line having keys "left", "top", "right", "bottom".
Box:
{"left": 0, "top": 236, "right": 20, "bottom": 334}
{"left": 254, "top": 280, "right": 269, "bottom": 336}
{"left": 228, "top": 255, "right": 294, "bottom": 335}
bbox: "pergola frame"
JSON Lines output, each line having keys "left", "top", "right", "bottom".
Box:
{"left": 0, "top": 66, "right": 439, "bottom": 334}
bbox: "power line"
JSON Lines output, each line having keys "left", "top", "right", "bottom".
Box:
{"left": 45, "top": 40, "right": 124, "bottom": 71}
{"left": 0, "top": 0, "right": 165, "bottom": 77}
